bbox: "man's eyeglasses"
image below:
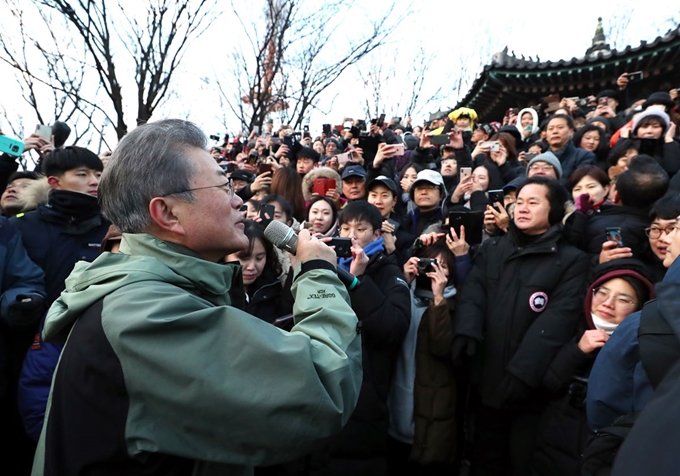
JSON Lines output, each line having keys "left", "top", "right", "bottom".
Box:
{"left": 645, "top": 224, "right": 677, "bottom": 239}
{"left": 160, "top": 178, "right": 234, "bottom": 198}
{"left": 592, "top": 287, "right": 637, "bottom": 308}
{"left": 528, "top": 163, "right": 554, "bottom": 171}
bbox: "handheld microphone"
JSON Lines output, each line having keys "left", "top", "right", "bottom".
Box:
{"left": 263, "top": 220, "right": 360, "bottom": 290}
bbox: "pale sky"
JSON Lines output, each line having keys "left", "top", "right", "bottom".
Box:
{"left": 0, "top": 0, "right": 678, "bottom": 151}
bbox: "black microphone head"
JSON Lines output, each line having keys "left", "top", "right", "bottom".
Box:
{"left": 264, "top": 220, "right": 298, "bottom": 254}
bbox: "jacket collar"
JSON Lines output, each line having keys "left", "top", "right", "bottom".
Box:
{"left": 119, "top": 233, "right": 245, "bottom": 307}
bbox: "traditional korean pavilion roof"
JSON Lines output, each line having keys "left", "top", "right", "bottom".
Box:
{"left": 455, "top": 19, "right": 680, "bottom": 121}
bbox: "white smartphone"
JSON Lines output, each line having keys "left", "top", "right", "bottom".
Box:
{"left": 336, "top": 152, "right": 352, "bottom": 165}
{"left": 460, "top": 167, "right": 472, "bottom": 180}
{"left": 393, "top": 143, "right": 405, "bottom": 156}
{"left": 35, "top": 124, "right": 52, "bottom": 142}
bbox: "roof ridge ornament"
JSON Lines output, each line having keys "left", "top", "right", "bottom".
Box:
{"left": 586, "top": 17, "right": 612, "bottom": 58}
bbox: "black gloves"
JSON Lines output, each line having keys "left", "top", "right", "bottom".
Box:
{"left": 452, "top": 335, "right": 478, "bottom": 362}
{"left": 7, "top": 293, "right": 46, "bottom": 328}
{"left": 568, "top": 378, "right": 588, "bottom": 409}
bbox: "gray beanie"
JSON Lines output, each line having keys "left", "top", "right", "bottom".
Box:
{"left": 528, "top": 152, "right": 563, "bottom": 179}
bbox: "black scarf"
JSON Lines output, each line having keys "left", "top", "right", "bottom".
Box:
{"left": 46, "top": 190, "right": 100, "bottom": 222}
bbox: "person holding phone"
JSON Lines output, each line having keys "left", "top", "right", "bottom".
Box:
{"left": 387, "top": 233, "right": 471, "bottom": 473}
{"left": 299, "top": 201, "right": 410, "bottom": 474}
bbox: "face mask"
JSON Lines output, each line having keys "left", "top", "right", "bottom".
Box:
{"left": 591, "top": 313, "right": 619, "bottom": 335}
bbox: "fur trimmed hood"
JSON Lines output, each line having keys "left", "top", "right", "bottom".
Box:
{"left": 301, "top": 167, "right": 342, "bottom": 202}
{"left": 16, "top": 176, "right": 51, "bottom": 213}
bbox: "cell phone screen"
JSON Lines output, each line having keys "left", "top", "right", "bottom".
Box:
{"left": 605, "top": 227, "right": 624, "bottom": 247}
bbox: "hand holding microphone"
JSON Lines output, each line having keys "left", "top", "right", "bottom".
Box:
{"left": 296, "top": 228, "right": 337, "bottom": 264}
{"left": 264, "top": 220, "right": 361, "bottom": 290}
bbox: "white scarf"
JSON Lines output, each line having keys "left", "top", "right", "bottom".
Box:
{"left": 591, "top": 313, "right": 619, "bottom": 335}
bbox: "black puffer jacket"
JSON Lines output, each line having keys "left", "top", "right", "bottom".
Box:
{"left": 454, "top": 223, "right": 589, "bottom": 409}
{"left": 309, "top": 251, "right": 411, "bottom": 473}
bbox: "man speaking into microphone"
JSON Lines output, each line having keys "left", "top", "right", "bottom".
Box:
{"left": 31, "top": 119, "right": 362, "bottom": 476}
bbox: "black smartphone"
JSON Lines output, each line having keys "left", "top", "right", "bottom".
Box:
{"left": 625, "top": 71, "right": 643, "bottom": 81}
{"left": 417, "top": 257, "right": 438, "bottom": 274}
{"left": 260, "top": 203, "right": 276, "bottom": 224}
{"left": 273, "top": 313, "right": 294, "bottom": 331}
{"left": 386, "top": 218, "right": 400, "bottom": 232}
{"left": 377, "top": 113, "right": 385, "bottom": 128}
{"left": 449, "top": 210, "right": 484, "bottom": 245}
{"left": 430, "top": 134, "right": 450, "bottom": 145}
{"left": 488, "top": 189, "right": 505, "bottom": 211}
{"left": 220, "top": 163, "right": 235, "bottom": 173}
{"left": 442, "top": 119, "right": 454, "bottom": 134}
{"left": 239, "top": 205, "right": 248, "bottom": 212}
{"left": 328, "top": 237, "right": 352, "bottom": 258}
{"left": 523, "top": 152, "right": 538, "bottom": 162}
{"left": 605, "top": 227, "right": 624, "bottom": 247}
{"left": 323, "top": 124, "right": 331, "bottom": 136}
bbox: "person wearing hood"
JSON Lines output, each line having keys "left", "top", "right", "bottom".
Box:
{"left": 532, "top": 260, "right": 654, "bottom": 476}
{"left": 0, "top": 171, "right": 44, "bottom": 217}
{"left": 516, "top": 107, "right": 541, "bottom": 152}
{"left": 453, "top": 176, "right": 589, "bottom": 476}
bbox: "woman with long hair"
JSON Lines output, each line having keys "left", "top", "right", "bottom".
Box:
{"left": 270, "top": 166, "right": 306, "bottom": 223}
{"left": 225, "top": 220, "right": 291, "bottom": 324}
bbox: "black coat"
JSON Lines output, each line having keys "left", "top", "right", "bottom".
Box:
{"left": 454, "top": 224, "right": 589, "bottom": 409}
{"left": 553, "top": 142, "right": 596, "bottom": 188}
{"left": 584, "top": 203, "right": 651, "bottom": 262}
{"left": 312, "top": 251, "right": 411, "bottom": 471}
{"left": 10, "top": 202, "right": 110, "bottom": 305}
{"left": 245, "top": 277, "right": 291, "bottom": 324}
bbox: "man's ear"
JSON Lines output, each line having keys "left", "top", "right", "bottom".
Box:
{"left": 47, "top": 175, "right": 62, "bottom": 190}
{"left": 374, "top": 228, "right": 382, "bottom": 239}
{"left": 149, "top": 197, "right": 186, "bottom": 236}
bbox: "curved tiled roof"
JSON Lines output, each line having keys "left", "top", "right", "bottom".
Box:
{"left": 456, "top": 24, "right": 680, "bottom": 121}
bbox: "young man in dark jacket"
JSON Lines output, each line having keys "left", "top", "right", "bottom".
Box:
{"left": 453, "top": 176, "right": 589, "bottom": 476}
{"left": 11, "top": 147, "right": 110, "bottom": 458}
{"left": 305, "top": 201, "right": 411, "bottom": 475}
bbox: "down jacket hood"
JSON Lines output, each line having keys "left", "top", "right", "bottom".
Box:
{"left": 301, "top": 167, "right": 342, "bottom": 202}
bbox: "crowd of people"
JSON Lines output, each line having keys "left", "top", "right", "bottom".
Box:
{"left": 0, "top": 70, "right": 679, "bottom": 476}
